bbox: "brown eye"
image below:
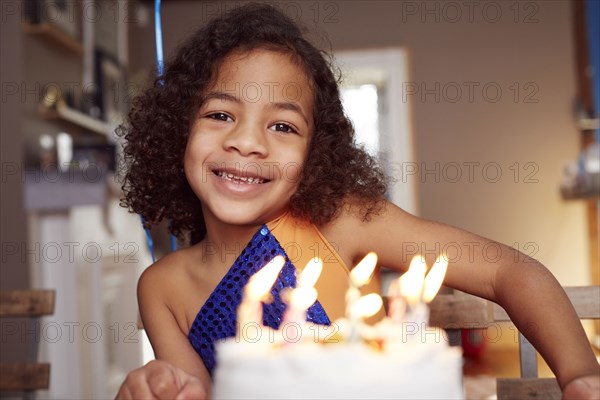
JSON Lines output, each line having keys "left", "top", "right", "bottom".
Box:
{"left": 207, "top": 112, "right": 233, "bottom": 122}
{"left": 270, "top": 122, "right": 297, "bottom": 134}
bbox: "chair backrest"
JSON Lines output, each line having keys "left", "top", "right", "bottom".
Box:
{"left": 408, "top": 286, "right": 599, "bottom": 400}
{"left": 0, "top": 290, "right": 55, "bottom": 318}
{"left": 494, "top": 286, "right": 600, "bottom": 400}
{"left": 0, "top": 290, "right": 55, "bottom": 393}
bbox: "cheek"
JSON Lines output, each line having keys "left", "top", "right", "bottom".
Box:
{"left": 183, "top": 136, "right": 207, "bottom": 184}
{"left": 280, "top": 161, "right": 304, "bottom": 187}
{"left": 278, "top": 144, "right": 308, "bottom": 188}
{"left": 185, "top": 129, "right": 210, "bottom": 163}
{"left": 183, "top": 152, "right": 197, "bottom": 189}
{"left": 183, "top": 137, "right": 196, "bottom": 170}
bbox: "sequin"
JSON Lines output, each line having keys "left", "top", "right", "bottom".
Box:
{"left": 188, "top": 225, "right": 331, "bottom": 375}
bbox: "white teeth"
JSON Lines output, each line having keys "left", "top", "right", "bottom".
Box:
{"left": 216, "top": 171, "right": 265, "bottom": 184}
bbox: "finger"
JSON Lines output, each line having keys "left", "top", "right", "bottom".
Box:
{"left": 563, "top": 376, "right": 600, "bottom": 400}
{"left": 116, "top": 374, "right": 156, "bottom": 400}
{"left": 114, "top": 385, "right": 132, "bottom": 400}
{"left": 147, "top": 366, "right": 182, "bottom": 400}
{"left": 175, "top": 378, "right": 207, "bottom": 400}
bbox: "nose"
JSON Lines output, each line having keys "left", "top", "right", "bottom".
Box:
{"left": 223, "top": 122, "right": 268, "bottom": 157}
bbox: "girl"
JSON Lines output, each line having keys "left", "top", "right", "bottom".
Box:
{"left": 116, "top": 3, "right": 599, "bottom": 399}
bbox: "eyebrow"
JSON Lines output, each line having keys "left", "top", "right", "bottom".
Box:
{"left": 267, "top": 101, "right": 309, "bottom": 126}
{"left": 203, "top": 91, "right": 240, "bottom": 104}
{"left": 203, "top": 91, "right": 310, "bottom": 126}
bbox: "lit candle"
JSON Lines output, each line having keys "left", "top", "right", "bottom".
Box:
{"left": 399, "top": 255, "right": 427, "bottom": 308}
{"left": 346, "top": 252, "right": 378, "bottom": 341}
{"left": 395, "top": 254, "right": 449, "bottom": 327}
{"left": 238, "top": 256, "right": 286, "bottom": 336}
{"left": 349, "top": 293, "right": 383, "bottom": 320}
{"left": 348, "top": 293, "right": 384, "bottom": 343}
{"left": 349, "top": 252, "right": 378, "bottom": 287}
{"left": 282, "top": 257, "right": 323, "bottom": 326}
{"left": 387, "top": 279, "right": 406, "bottom": 324}
{"left": 298, "top": 257, "right": 323, "bottom": 288}
{"left": 423, "top": 255, "right": 449, "bottom": 303}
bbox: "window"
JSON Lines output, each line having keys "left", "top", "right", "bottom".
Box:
{"left": 336, "top": 49, "right": 417, "bottom": 214}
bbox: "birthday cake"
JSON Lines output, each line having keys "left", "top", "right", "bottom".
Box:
{"left": 211, "top": 255, "right": 465, "bottom": 399}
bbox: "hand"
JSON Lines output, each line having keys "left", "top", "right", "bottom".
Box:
{"left": 116, "top": 360, "right": 207, "bottom": 400}
{"left": 563, "top": 375, "right": 600, "bottom": 400}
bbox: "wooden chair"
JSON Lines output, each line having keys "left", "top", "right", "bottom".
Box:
{"left": 0, "top": 290, "right": 55, "bottom": 397}
{"left": 493, "top": 286, "right": 600, "bottom": 400}
{"left": 421, "top": 286, "right": 600, "bottom": 400}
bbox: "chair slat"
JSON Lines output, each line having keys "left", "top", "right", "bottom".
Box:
{"left": 564, "top": 286, "right": 600, "bottom": 318}
{"left": 493, "top": 286, "right": 600, "bottom": 321}
{"left": 518, "top": 334, "right": 538, "bottom": 378}
{"left": 0, "top": 290, "right": 55, "bottom": 317}
{"left": 428, "top": 293, "right": 491, "bottom": 328}
{"left": 497, "top": 378, "right": 561, "bottom": 400}
{"left": 0, "top": 363, "right": 50, "bottom": 390}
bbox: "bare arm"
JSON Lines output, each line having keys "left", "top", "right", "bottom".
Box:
{"left": 327, "top": 200, "right": 599, "bottom": 390}
{"left": 116, "top": 258, "right": 211, "bottom": 399}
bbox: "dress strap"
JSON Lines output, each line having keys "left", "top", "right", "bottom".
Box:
{"left": 268, "top": 212, "right": 383, "bottom": 322}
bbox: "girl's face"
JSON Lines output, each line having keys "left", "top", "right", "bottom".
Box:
{"left": 184, "top": 49, "right": 314, "bottom": 232}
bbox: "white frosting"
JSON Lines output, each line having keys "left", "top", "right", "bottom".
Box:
{"left": 212, "top": 324, "right": 464, "bottom": 399}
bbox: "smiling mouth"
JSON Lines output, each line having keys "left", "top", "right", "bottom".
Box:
{"left": 214, "top": 170, "right": 269, "bottom": 184}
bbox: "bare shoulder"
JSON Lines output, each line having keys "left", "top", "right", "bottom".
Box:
{"left": 318, "top": 199, "right": 415, "bottom": 265}
{"left": 137, "top": 244, "right": 207, "bottom": 332}
{"left": 138, "top": 246, "right": 201, "bottom": 299}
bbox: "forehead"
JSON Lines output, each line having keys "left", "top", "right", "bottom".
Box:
{"left": 210, "top": 49, "right": 314, "bottom": 109}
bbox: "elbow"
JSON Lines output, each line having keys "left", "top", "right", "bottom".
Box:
{"left": 493, "top": 250, "right": 558, "bottom": 306}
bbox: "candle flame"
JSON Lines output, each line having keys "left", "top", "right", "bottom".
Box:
{"left": 289, "top": 286, "right": 318, "bottom": 310}
{"left": 350, "top": 293, "right": 383, "bottom": 319}
{"left": 422, "top": 254, "right": 449, "bottom": 303}
{"left": 350, "top": 252, "right": 378, "bottom": 287}
{"left": 399, "top": 255, "right": 427, "bottom": 305}
{"left": 298, "top": 257, "right": 322, "bottom": 288}
{"left": 245, "top": 256, "right": 285, "bottom": 301}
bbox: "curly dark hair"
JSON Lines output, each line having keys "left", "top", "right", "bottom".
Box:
{"left": 118, "top": 3, "right": 387, "bottom": 244}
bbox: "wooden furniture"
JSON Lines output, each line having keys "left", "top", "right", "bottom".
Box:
{"left": 494, "top": 286, "right": 600, "bottom": 400}
{"left": 23, "top": 22, "right": 84, "bottom": 56}
{"left": 0, "top": 290, "right": 56, "bottom": 396}
{"left": 420, "top": 286, "right": 600, "bottom": 400}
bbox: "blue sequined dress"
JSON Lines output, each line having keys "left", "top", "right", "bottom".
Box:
{"left": 188, "top": 224, "right": 332, "bottom": 375}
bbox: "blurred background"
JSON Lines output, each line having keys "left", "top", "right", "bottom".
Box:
{"left": 1, "top": 0, "right": 598, "bottom": 398}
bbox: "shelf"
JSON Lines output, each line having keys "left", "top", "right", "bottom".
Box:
{"left": 561, "top": 188, "right": 600, "bottom": 200}
{"left": 24, "top": 169, "right": 107, "bottom": 211}
{"left": 23, "top": 22, "right": 84, "bottom": 56}
{"left": 561, "top": 179, "right": 600, "bottom": 200}
{"left": 578, "top": 118, "right": 600, "bottom": 131}
{"left": 39, "top": 105, "right": 110, "bottom": 136}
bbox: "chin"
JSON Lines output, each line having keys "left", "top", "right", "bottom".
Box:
{"left": 213, "top": 208, "right": 270, "bottom": 227}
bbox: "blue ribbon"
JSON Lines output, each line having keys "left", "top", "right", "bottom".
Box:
{"left": 139, "top": 0, "right": 176, "bottom": 263}
{"left": 154, "top": 0, "right": 165, "bottom": 79}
